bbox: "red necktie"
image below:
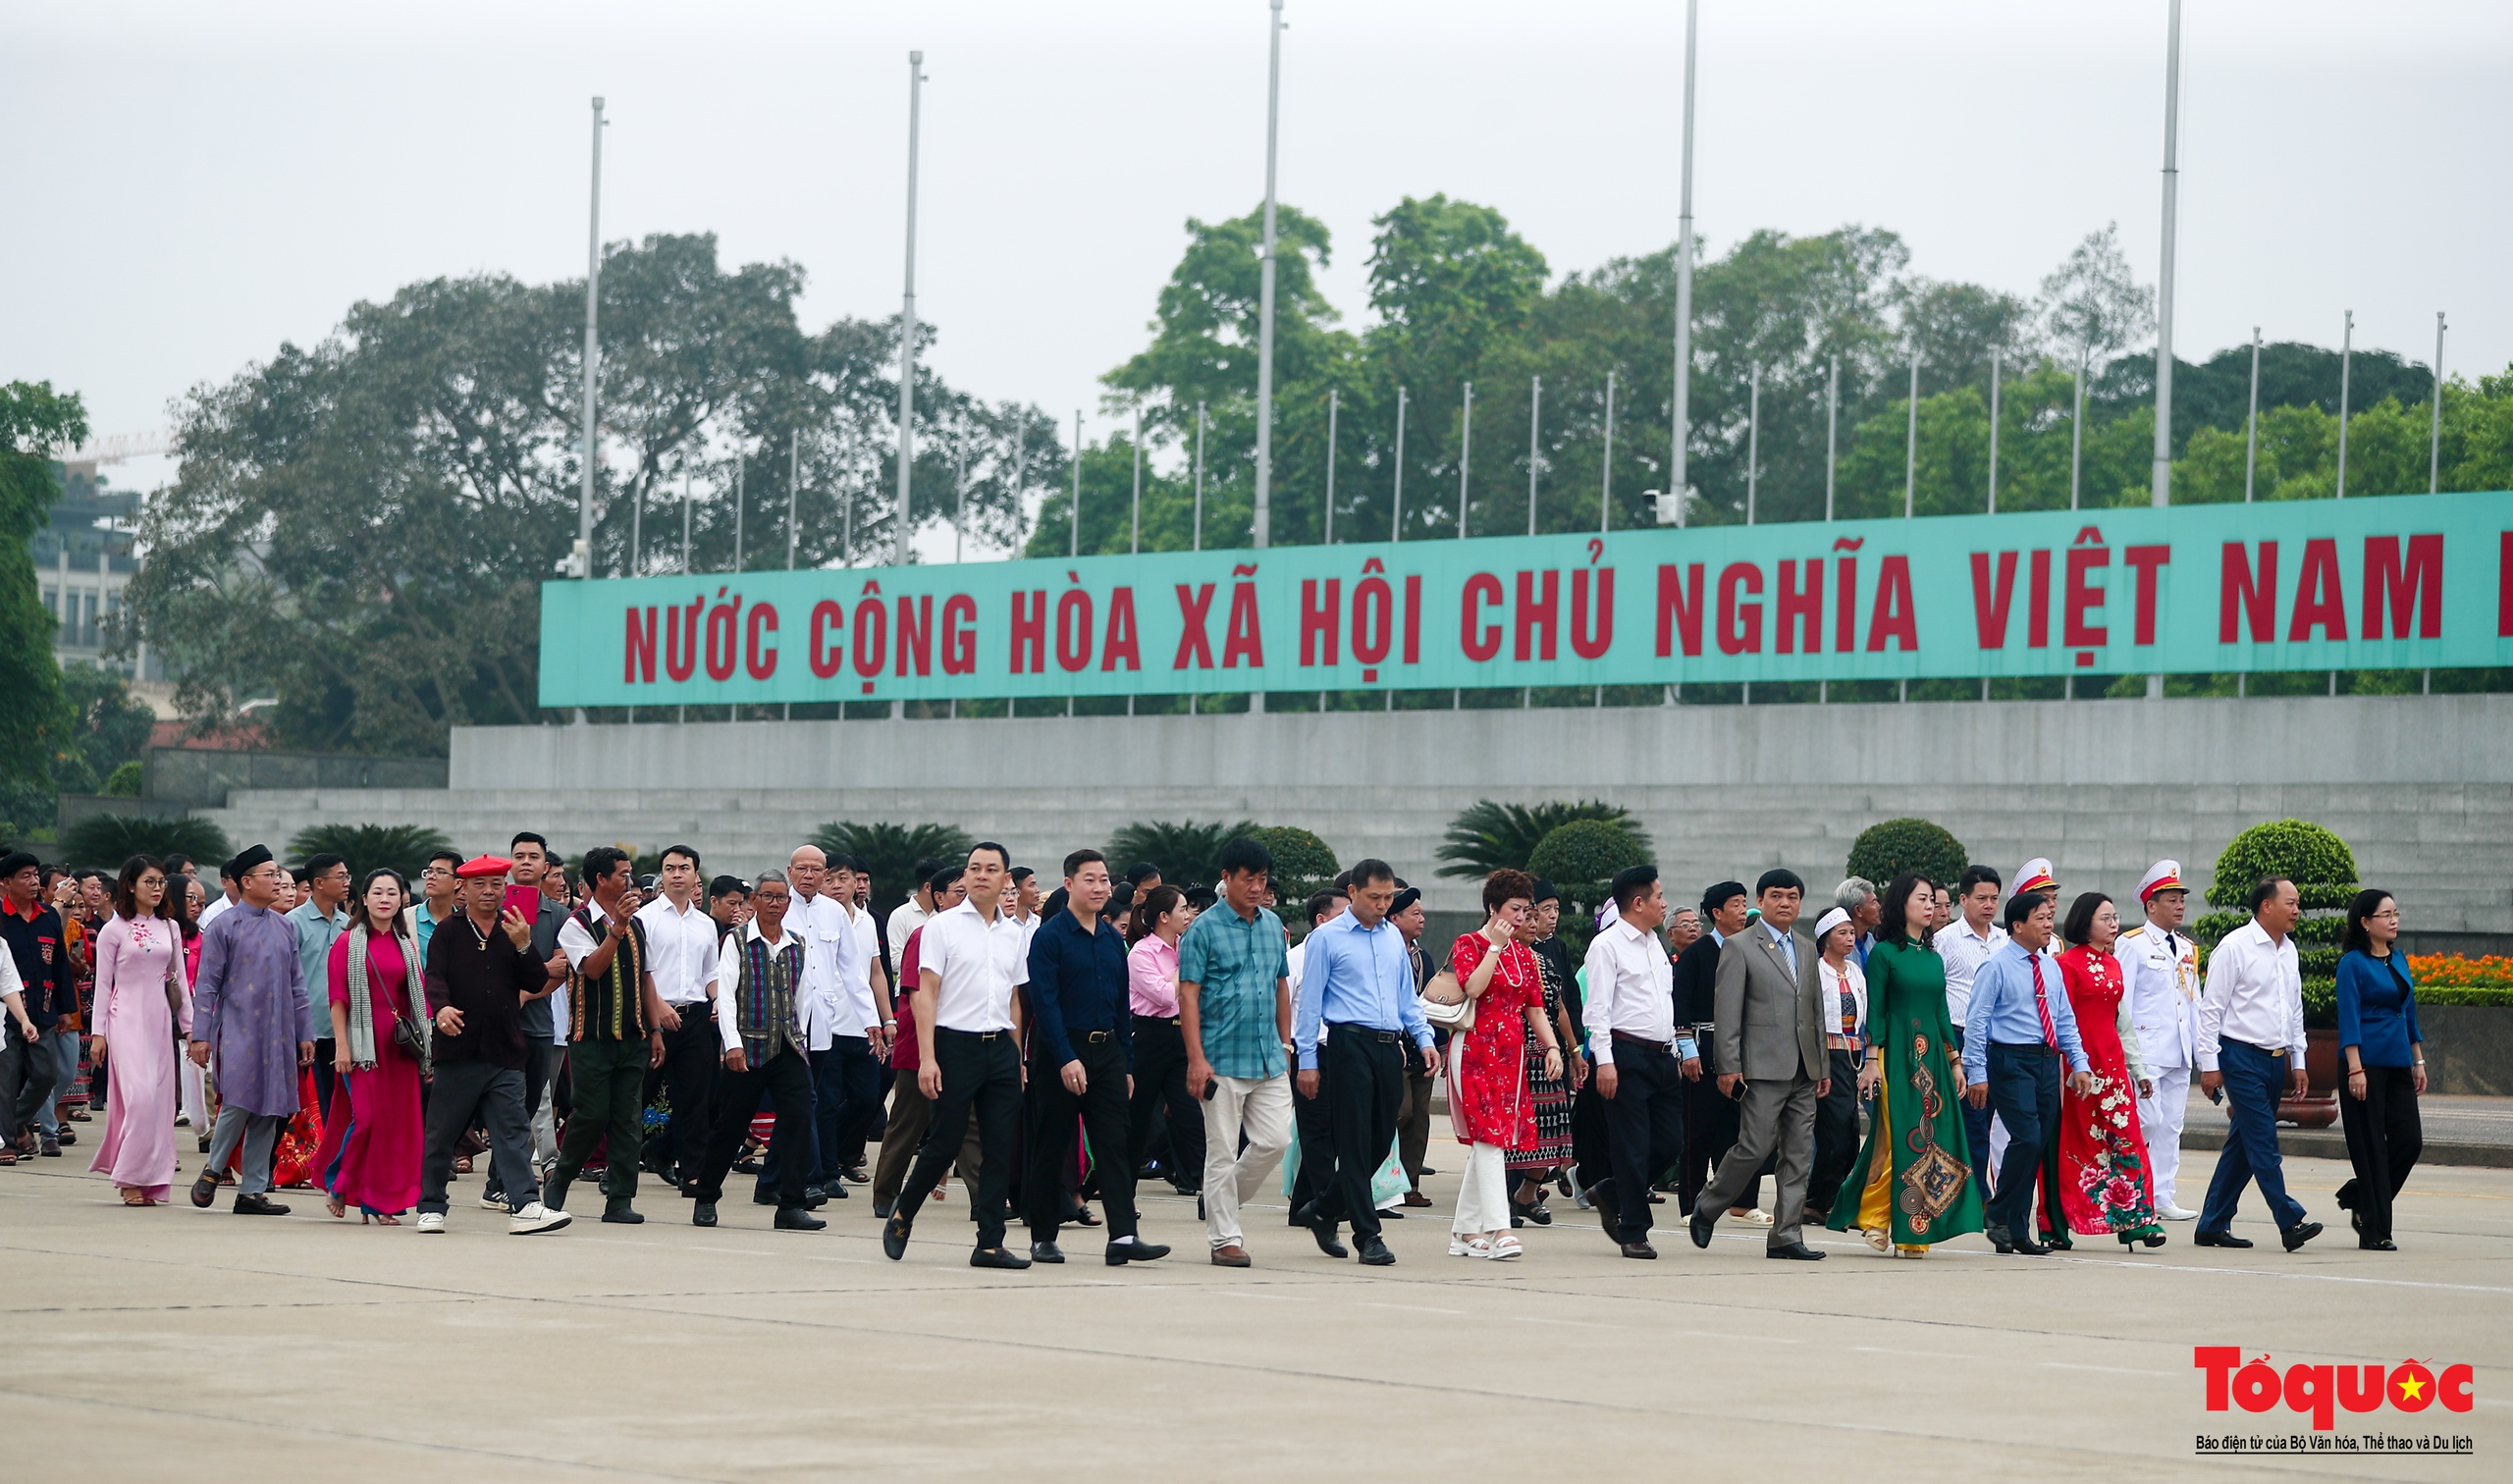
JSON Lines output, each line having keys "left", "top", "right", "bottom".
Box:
{"left": 2028, "top": 954, "right": 2058, "bottom": 1048}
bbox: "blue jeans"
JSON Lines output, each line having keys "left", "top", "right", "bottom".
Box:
{"left": 1984, "top": 1042, "right": 2059, "bottom": 1238}
{"left": 2199, "top": 1038, "right": 2307, "bottom": 1234}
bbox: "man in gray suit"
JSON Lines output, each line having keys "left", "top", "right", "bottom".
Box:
{"left": 1688, "top": 869, "right": 1831, "bottom": 1260}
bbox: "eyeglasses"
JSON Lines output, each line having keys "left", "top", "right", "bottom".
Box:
{"left": 2370, "top": 909, "right": 2401, "bottom": 921}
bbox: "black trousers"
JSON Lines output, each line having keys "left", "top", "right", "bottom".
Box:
{"left": 691, "top": 1044, "right": 815, "bottom": 1208}
{"left": 1289, "top": 1058, "right": 1338, "bottom": 1221}
{"left": 1320, "top": 1028, "right": 1405, "bottom": 1241}
{"left": 652, "top": 1003, "right": 719, "bottom": 1181}
{"left": 1600, "top": 1039, "right": 1687, "bottom": 1243}
{"left": 1126, "top": 1015, "right": 1204, "bottom": 1190}
{"left": 898, "top": 1029, "right": 1023, "bottom": 1249}
{"left": 310, "top": 1038, "right": 338, "bottom": 1120}
{"left": 2336, "top": 1064, "right": 2422, "bottom": 1244}
{"left": 419, "top": 1060, "right": 533, "bottom": 1216}
{"left": 1025, "top": 1034, "right": 1138, "bottom": 1243}
{"left": 1570, "top": 1061, "right": 1611, "bottom": 1193}
{"left": 1806, "top": 1048, "right": 1862, "bottom": 1217}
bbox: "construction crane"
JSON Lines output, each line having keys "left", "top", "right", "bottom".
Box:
{"left": 62, "top": 430, "right": 173, "bottom": 465}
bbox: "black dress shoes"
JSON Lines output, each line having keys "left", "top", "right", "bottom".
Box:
{"left": 692, "top": 1201, "right": 719, "bottom": 1227}
{"left": 602, "top": 1206, "right": 644, "bottom": 1225}
{"left": 1030, "top": 1240, "right": 1067, "bottom": 1263}
{"left": 233, "top": 1192, "right": 290, "bottom": 1216}
{"left": 1618, "top": 1241, "right": 1659, "bottom": 1259}
{"left": 1106, "top": 1238, "right": 1171, "bottom": 1265}
{"left": 2193, "top": 1228, "right": 2254, "bottom": 1249}
{"left": 1988, "top": 1228, "right": 2048, "bottom": 1255}
{"left": 190, "top": 1171, "right": 220, "bottom": 1208}
{"left": 2360, "top": 1238, "right": 2397, "bottom": 1251}
{"left": 1688, "top": 1211, "right": 1715, "bottom": 1249}
{"left": 752, "top": 1189, "right": 779, "bottom": 1205}
{"left": 971, "top": 1246, "right": 1034, "bottom": 1270}
{"left": 882, "top": 1214, "right": 912, "bottom": 1260}
{"left": 1766, "top": 1242, "right": 1827, "bottom": 1260}
{"left": 1355, "top": 1236, "right": 1395, "bottom": 1266}
{"left": 2281, "top": 1220, "right": 2324, "bottom": 1252}
{"left": 873, "top": 1198, "right": 894, "bottom": 1220}
{"left": 1308, "top": 1213, "right": 1349, "bottom": 1258}
{"left": 774, "top": 1207, "right": 827, "bottom": 1232}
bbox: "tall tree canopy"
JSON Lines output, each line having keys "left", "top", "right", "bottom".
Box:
{"left": 0, "top": 381, "right": 86, "bottom": 829}
{"left": 132, "top": 234, "right": 1055, "bottom": 754}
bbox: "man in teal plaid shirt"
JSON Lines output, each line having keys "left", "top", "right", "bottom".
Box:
{"left": 1179, "top": 836, "right": 1294, "bottom": 1268}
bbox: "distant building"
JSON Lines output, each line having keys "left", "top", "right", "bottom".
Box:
{"left": 36, "top": 460, "right": 164, "bottom": 683}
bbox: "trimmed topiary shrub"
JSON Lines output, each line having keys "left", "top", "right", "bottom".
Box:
{"left": 1437, "top": 799, "right": 1652, "bottom": 879}
{"left": 1243, "top": 825, "right": 1337, "bottom": 904}
{"left": 2195, "top": 819, "right": 2358, "bottom": 1006}
{"left": 103, "top": 761, "right": 143, "bottom": 797}
{"left": 1845, "top": 817, "right": 1968, "bottom": 891}
{"left": 1526, "top": 818, "right": 1651, "bottom": 910}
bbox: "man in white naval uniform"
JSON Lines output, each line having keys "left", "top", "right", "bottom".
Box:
{"left": 2117, "top": 860, "right": 2201, "bottom": 1220}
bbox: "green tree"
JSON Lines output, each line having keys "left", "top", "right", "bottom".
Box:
{"left": 0, "top": 382, "right": 83, "bottom": 815}
{"left": 1845, "top": 819, "right": 1968, "bottom": 890}
{"left": 63, "top": 814, "right": 232, "bottom": 871}
{"left": 1105, "top": 819, "right": 1261, "bottom": 886}
{"left": 132, "top": 235, "right": 1052, "bottom": 755}
{"left": 1243, "top": 825, "right": 1337, "bottom": 903}
{"left": 1441, "top": 799, "right": 1651, "bottom": 880}
{"left": 58, "top": 662, "right": 155, "bottom": 788}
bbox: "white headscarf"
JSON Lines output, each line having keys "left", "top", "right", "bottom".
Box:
{"left": 1811, "top": 906, "right": 1852, "bottom": 944}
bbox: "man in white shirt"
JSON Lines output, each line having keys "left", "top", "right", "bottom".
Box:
{"left": 882, "top": 842, "right": 1035, "bottom": 1271}
{"left": 196, "top": 861, "right": 241, "bottom": 931}
{"left": 885, "top": 869, "right": 939, "bottom": 983}
{"left": 2117, "top": 859, "right": 2202, "bottom": 1219}
{"left": 1583, "top": 866, "right": 1687, "bottom": 1258}
{"left": 1937, "top": 864, "right": 2007, "bottom": 1202}
{"left": 634, "top": 845, "right": 722, "bottom": 1193}
{"left": 2194, "top": 875, "right": 2322, "bottom": 1251}
{"left": 800, "top": 849, "right": 894, "bottom": 1196}
{"left": 687, "top": 869, "right": 826, "bottom": 1233}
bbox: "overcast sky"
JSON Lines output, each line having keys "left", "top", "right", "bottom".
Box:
{"left": 10, "top": 0, "right": 2508, "bottom": 503}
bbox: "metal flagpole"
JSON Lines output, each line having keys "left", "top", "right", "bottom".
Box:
{"left": 732, "top": 452, "right": 744, "bottom": 572}
{"left": 1526, "top": 375, "right": 1541, "bottom": 535}
{"left": 1324, "top": 388, "right": 1338, "bottom": 544}
{"left": 575, "top": 97, "right": 605, "bottom": 587}
{"left": 1600, "top": 370, "right": 1615, "bottom": 531}
{"left": 1744, "top": 362, "right": 1759, "bottom": 524}
{"left": 2336, "top": 310, "right": 2354, "bottom": 498}
{"left": 1129, "top": 405, "right": 1142, "bottom": 555}
{"left": 2071, "top": 348, "right": 2087, "bottom": 509}
{"left": 1669, "top": 0, "right": 1699, "bottom": 528}
{"left": 2431, "top": 312, "right": 2446, "bottom": 493}
{"left": 2151, "top": 0, "right": 2181, "bottom": 509}
{"left": 1987, "top": 348, "right": 2001, "bottom": 513}
{"left": 1193, "top": 403, "right": 1205, "bottom": 551}
{"left": 1070, "top": 410, "right": 1082, "bottom": 556}
{"left": 2244, "top": 328, "right": 2261, "bottom": 502}
{"left": 1824, "top": 355, "right": 1838, "bottom": 521}
{"left": 787, "top": 433, "right": 800, "bottom": 570}
{"left": 631, "top": 473, "right": 643, "bottom": 575}
{"left": 895, "top": 52, "right": 926, "bottom": 565}
{"left": 1904, "top": 349, "right": 1919, "bottom": 518}
{"left": 680, "top": 465, "right": 692, "bottom": 573}
{"left": 1391, "top": 387, "right": 1407, "bottom": 542}
{"left": 954, "top": 417, "right": 968, "bottom": 562}
{"left": 1254, "top": 0, "right": 1285, "bottom": 552}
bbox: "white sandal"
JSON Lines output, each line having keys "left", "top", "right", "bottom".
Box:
{"left": 1863, "top": 1227, "right": 1891, "bottom": 1253}
{"left": 1448, "top": 1234, "right": 1494, "bottom": 1258}
{"left": 1489, "top": 1233, "right": 1524, "bottom": 1260}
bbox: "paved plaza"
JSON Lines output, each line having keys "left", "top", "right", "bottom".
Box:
{"left": 2, "top": 1147, "right": 2504, "bottom": 1481}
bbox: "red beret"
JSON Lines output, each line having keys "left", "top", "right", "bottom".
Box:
{"left": 455, "top": 855, "right": 514, "bottom": 880}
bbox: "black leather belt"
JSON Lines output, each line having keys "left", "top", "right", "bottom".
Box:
{"left": 1133, "top": 1013, "right": 1181, "bottom": 1028}
{"left": 1083, "top": 1029, "right": 1115, "bottom": 1044}
{"left": 1329, "top": 1023, "right": 1401, "bottom": 1043}
{"left": 936, "top": 1027, "right": 1005, "bottom": 1041}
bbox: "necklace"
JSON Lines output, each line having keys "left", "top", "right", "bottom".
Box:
{"left": 1494, "top": 940, "right": 1528, "bottom": 988}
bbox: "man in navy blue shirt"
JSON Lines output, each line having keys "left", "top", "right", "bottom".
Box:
{"left": 1023, "top": 849, "right": 1171, "bottom": 1268}
{"left": 1293, "top": 859, "right": 1440, "bottom": 1266}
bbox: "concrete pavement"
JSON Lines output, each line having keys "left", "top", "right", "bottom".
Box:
{"left": 2, "top": 1148, "right": 2505, "bottom": 1481}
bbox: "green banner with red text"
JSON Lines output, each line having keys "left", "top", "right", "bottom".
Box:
{"left": 536, "top": 490, "right": 2512, "bottom": 707}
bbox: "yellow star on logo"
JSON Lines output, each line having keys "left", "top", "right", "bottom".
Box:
{"left": 2396, "top": 1374, "right": 2426, "bottom": 1403}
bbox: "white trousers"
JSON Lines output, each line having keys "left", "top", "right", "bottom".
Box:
{"left": 1453, "top": 1141, "right": 1510, "bottom": 1236}
{"left": 2138, "top": 1063, "right": 2191, "bottom": 1207}
{"left": 1201, "top": 1074, "right": 1293, "bottom": 1248}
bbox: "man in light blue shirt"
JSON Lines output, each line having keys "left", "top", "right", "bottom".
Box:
{"left": 288, "top": 852, "right": 351, "bottom": 1121}
{"left": 1962, "top": 890, "right": 2094, "bottom": 1255}
{"left": 1291, "top": 860, "right": 1439, "bottom": 1267}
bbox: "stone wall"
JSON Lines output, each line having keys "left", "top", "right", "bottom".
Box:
{"left": 197, "top": 694, "right": 2513, "bottom": 928}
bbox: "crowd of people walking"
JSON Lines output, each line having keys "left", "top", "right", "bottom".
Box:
{"left": 0, "top": 830, "right": 2432, "bottom": 1266}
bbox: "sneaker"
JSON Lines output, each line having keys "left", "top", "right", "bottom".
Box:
{"left": 414, "top": 1212, "right": 446, "bottom": 1234}
{"left": 508, "top": 1201, "right": 572, "bottom": 1235}
{"left": 479, "top": 1192, "right": 513, "bottom": 1212}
